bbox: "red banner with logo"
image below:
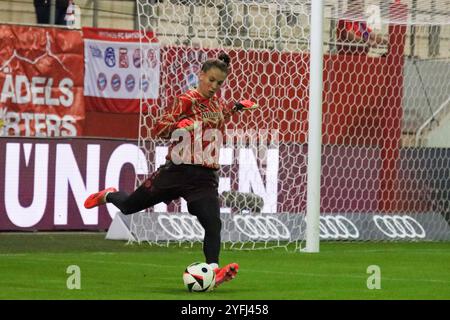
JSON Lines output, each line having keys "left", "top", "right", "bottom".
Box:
{"left": 83, "top": 27, "right": 160, "bottom": 113}
{"left": 0, "top": 25, "right": 85, "bottom": 137}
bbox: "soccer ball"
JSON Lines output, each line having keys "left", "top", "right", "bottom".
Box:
{"left": 183, "top": 262, "right": 216, "bottom": 292}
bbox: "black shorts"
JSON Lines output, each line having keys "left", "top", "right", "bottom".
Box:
{"left": 141, "top": 161, "right": 219, "bottom": 204}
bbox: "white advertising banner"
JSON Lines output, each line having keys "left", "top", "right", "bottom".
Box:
{"left": 83, "top": 27, "right": 160, "bottom": 113}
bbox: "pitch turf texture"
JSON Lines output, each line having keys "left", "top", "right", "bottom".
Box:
{"left": 0, "top": 233, "right": 449, "bottom": 300}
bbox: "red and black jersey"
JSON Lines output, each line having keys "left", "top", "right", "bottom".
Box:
{"left": 152, "top": 89, "right": 236, "bottom": 169}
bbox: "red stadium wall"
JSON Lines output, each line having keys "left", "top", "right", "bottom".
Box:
{"left": 84, "top": 112, "right": 140, "bottom": 138}
{"left": 84, "top": 4, "right": 407, "bottom": 148}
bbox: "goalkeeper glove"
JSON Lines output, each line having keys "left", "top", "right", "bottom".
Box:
{"left": 234, "top": 100, "right": 259, "bottom": 111}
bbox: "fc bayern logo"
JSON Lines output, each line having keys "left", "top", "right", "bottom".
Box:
{"left": 133, "top": 48, "right": 143, "bottom": 68}
{"left": 125, "top": 74, "right": 135, "bottom": 92}
{"left": 90, "top": 45, "right": 102, "bottom": 59}
{"left": 147, "top": 49, "right": 158, "bottom": 69}
{"left": 104, "top": 47, "right": 116, "bottom": 68}
{"left": 140, "top": 75, "right": 149, "bottom": 92}
{"left": 111, "top": 74, "right": 121, "bottom": 92}
{"left": 97, "top": 73, "right": 107, "bottom": 91}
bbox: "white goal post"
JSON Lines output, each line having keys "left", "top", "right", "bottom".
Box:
{"left": 304, "top": 0, "right": 324, "bottom": 253}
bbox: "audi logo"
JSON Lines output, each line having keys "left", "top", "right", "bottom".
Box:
{"left": 157, "top": 215, "right": 204, "bottom": 240}
{"left": 155, "top": 213, "right": 428, "bottom": 242}
{"left": 373, "top": 215, "right": 426, "bottom": 239}
{"left": 319, "top": 215, "right": 360, "bottom": 239}
{"left": 233, "top": 215, "right": 291, "bottom": 240}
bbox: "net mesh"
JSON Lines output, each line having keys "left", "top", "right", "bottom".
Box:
{"left": 130, "top": 0, "right": 450, "bottom": 249}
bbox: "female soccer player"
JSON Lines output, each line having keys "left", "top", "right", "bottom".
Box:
{"left": 84, "top": 52, "right": 257, "bottom": 287}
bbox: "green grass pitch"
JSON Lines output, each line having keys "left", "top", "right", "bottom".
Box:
{"left": 0, "top": 233, "right": 449, "bottom": 300}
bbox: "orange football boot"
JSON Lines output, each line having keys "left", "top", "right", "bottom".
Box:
{"left": 84, "top": 187, "right": 117, "bottom": 209}
{"left": 214, "top": 263, "right": 239, "bottom": 286}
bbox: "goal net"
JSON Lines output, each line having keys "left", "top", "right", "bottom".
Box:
{"left": 129, "top": 0, "right": 450, "bottom": 250}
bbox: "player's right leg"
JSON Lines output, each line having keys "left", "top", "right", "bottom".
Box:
{"left": 84, "top": 164, "right": 176, "bottom": 214}
{"left": 84, "top": 183, "right": 173, "bottom": 215}
{"left": 106, "top": 187, "right": 154, "bottom": 215}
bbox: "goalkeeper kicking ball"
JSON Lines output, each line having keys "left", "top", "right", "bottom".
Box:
{"left": 183, "top": 262, "right": 216, "bottom": 292}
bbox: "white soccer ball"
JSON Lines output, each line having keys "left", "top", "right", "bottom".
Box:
{"left": 183, "top": 262, "right": 216, "bottom": 292}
